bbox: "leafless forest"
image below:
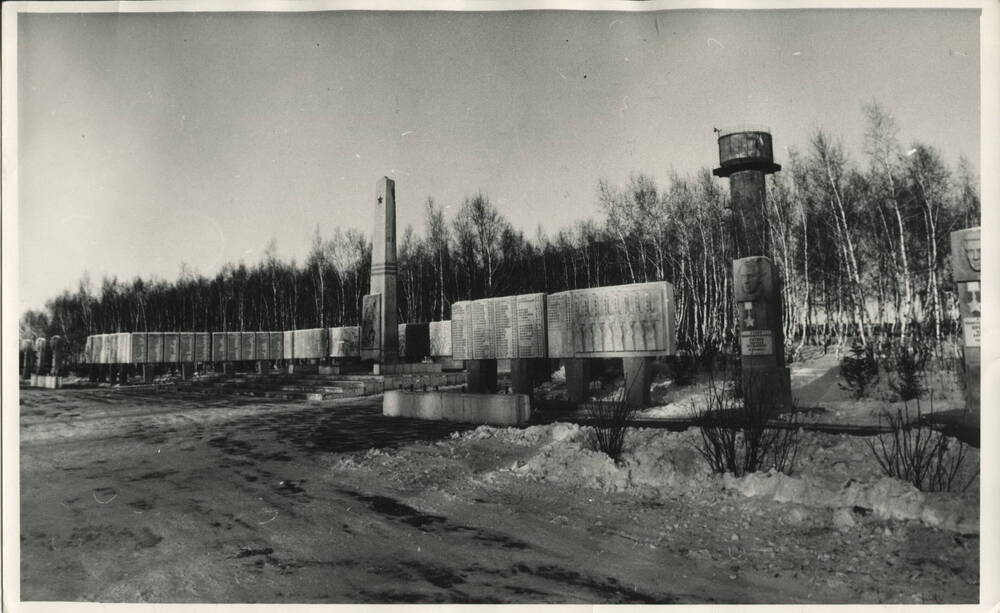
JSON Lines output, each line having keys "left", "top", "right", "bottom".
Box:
{"left": 21, "top": 103, "right": 980, "bottom": 361}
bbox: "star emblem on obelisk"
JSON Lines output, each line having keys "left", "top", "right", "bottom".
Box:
{"left": 377, "top": 196, "right": 383, "bottom": 204}
{"left": 742, "top": 304, "right": 755, "bottom": 328}
{"left": 968, "top": 291, "right": 981, "bottom": 317}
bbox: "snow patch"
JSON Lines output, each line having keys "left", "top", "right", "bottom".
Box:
{"left": 469, "top": 422, "right": 978, "bottom": 533}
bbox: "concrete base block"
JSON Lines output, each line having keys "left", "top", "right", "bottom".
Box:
{"left": 623, "top": 356, "right": 653, "bottom": 408}
{"left": 38, "top": 375, "right": 62, "bottom": 389}
{"left": 432, "top": 357, "right": 464, "bottom": 371}
{"left": 466, "top": 360, "right": 498, "bottom": 393}
{"left": 383, "top": 390, "right": 530, "bottom": 426}
{"left": 288, "top": 363, "right": 319, "bottom": 375}
{"left": 964, "top": 347, "right": 980, "bottom": 412}
{"left": 564, "top": 359, "right": 590, "bottom": 403}
{"left": 375, "top": 362, "right": 443, "bottom": 375}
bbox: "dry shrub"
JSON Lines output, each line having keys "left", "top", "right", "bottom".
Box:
{"left": 691, "top": 369, "right": 799, "bottom": 477}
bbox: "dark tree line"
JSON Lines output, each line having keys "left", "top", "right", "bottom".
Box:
{"left": 22, "top": 103, "right": 980, "bottom": 361}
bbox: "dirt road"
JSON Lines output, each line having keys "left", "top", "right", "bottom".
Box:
{"left": 19, "top": 387, "right": 977, "bottom": 603}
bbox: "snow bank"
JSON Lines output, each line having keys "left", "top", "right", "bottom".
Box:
{"left": 460, "top": 422, "right": 979, "bottom": 534}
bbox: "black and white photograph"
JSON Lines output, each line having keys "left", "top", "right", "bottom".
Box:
{"left": 2, "top": 0, "right": 997, "bottom": 608}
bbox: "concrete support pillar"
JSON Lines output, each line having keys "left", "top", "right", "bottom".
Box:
{"left": 733, "top": 256, "right": 791, "bottom": 412}
{"left": 88, "top": 364, "right": 97, "bottom": 383}
{"left": 564, "top": 358, "right": 591, "bottom": 403}
{"left": 951, "top": 227, "right": 981, "bottom": 412}
{"left": 622, "top": 356, "right": 653, "bottom": 408}
{"left": 23, "top": 350, "right": 35, "bottom": 380}
{"left": 181, "top": 362, "right": 195, "bottom": 381}
{"left": 510, "top": 358, "right": 544, "bottom": 397}
{"left": 223, "top": 362, "right": 235, "bottom": 376}
{"left": 466, "top": 359, "right": 498, "bottom": 394}
{"left": 117, "top": 364, "right": 129, "bottom": 385}
{"left": 143, "top": 364, "right": 155, "bottom": 383}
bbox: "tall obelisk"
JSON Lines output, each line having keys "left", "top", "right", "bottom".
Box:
{"left": 362, "top": 177, "right": 399, "bottom": 363}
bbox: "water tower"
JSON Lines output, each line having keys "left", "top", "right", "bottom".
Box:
{"left": 712, "top": 127, "right": 781, "bottom": 258}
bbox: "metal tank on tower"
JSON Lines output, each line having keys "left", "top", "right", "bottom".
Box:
{"left": 713, "top": 126, "right": 781, "bottom": 258}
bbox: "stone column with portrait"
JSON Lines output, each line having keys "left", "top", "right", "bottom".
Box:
{"left": 951, "top": 227, "right": 980, "bottom": 412}
{"left": 733, "top": 256, "right": 791, "bottom": 412}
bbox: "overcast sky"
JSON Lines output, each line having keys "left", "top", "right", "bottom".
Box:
{"left": 17, "top": 8, "right": 980, "bottom": 312}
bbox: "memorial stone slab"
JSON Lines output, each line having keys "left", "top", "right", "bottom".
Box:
{"left": 147, "top": 333, "right": 165, "bottom": 364}
{"left": 240, "top": 332, "right": 256, "bottom": 361}
{"left": 451, "top": 303, "right": 470, "bottom": 361}
{"left": 546, "top": 282, "right": 675, "bottom": 358}
{"left": 226, "top": 332, "right": 241, "bottom": 362}
{"left": 92, "top": 335, "right": 104, "bottom": 364}
{"left": 330, "top": 326, "right": 360, "bottom": 358}
{"left": 282, "top": 331, "right": 294, "bottom": 361}
{"left": 293, "top": 328, "right": 327, "bottom": 359}
{"left": 269, "top": 332, "right": 283, "bottom": 360}
{"left": 256, "top": 332, "right": 270, "bottom": 361}
{"left": 212, "top": 333, "right": 227, "bottom": 363}
{"left": 180, "top": 333, "right": 196, "bottom": 363}
{"left": 429, "top": 320, "right": 452, "bottom": 357}
{"left": 115, "top": 333, "right": 131, "bottom": 364}
{"left": 398, "top": 323, "right": 431, "bottom": 361}
{"left": 192, "top": 333, "right": 210, "bottom": 362}
{"left": 130, "top": 333, "right": 148, "bottom": 363}
{"left": 163, "top": 333, "right": 180, "bottom": 363}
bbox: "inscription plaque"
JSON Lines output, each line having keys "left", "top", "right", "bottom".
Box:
{"left": 283, "top": 331, "right": 294, "bottom": 361}
{"left": 147, "top": 333, "right": 164, "bottom": 364}
{"left": 163, "top": 333, "right": 180, "bottom": 362}
{"left": 740, "top": 330, "right": 774, "bottom": 356}
{"left": 180, "top": 333, "right": 196, "bottom": 362}
{"left": 963, "top": 318, "right": 981, "bottom": 348}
